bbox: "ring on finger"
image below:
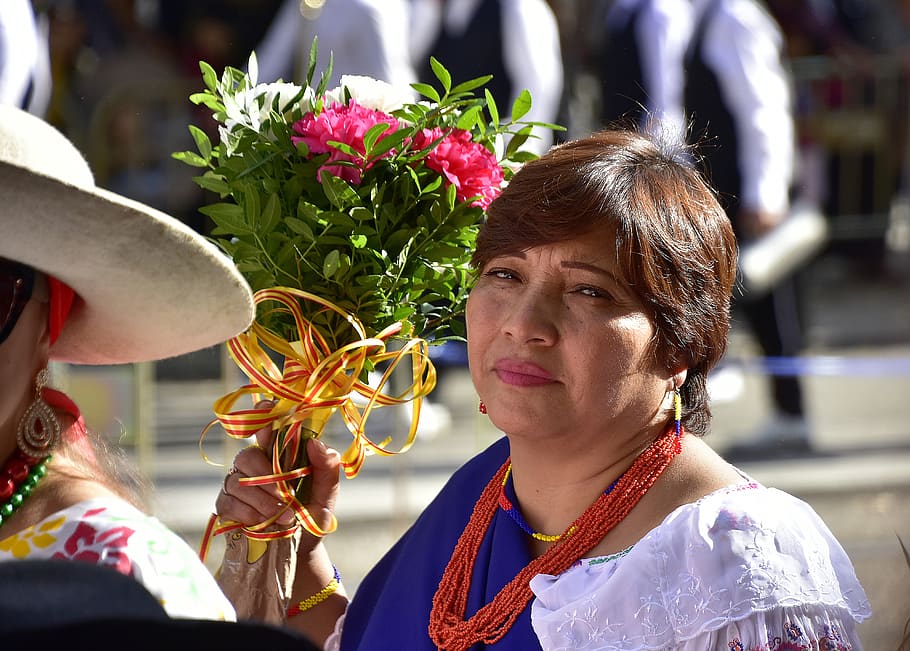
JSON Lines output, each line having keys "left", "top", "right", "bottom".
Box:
{"left": 223, "top": 466, "right": 239, "bottom": 495}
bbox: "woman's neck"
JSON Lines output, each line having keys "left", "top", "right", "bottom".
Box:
{"left": 505, "top": 425, "right": 660, "bottom": 544}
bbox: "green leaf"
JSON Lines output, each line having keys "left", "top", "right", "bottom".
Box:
{"left": 321, "top": 173, "right": 360, "bottom": 209}
{"left": 188, "top": 92, "right": 224, "bottom": 113}
{"left": 172, "top": 151, "right": 209, "bottom": 168}
{"left": 297, "top": 200, "right": 321, "bottom": 222}
{"left": 200, "top": 61, "right": 218, "bottom": 92}
{"left": 350, "top": 233, "right": 368, "bottom": 249}
{"left": 236, "top": 260, "right": 265, "bottom": 273}
{"left": 323, "top": 250, "right": 341, "bottom": 278}
{"left": 350, "top": 206, "right": 374, "bottom": 222}
{"left": 363, "top": 122, "right": 391, "bottom": 153}
{"left": 366, "top": 129, "right": 407, "bottom": 161}
{"left": 188, "top": 125, "right": 213, "bottom": 161}
{"left": 511, "top": 89, "right": 533, "bottom": 123}
{"left": 193, "top": 172, "right": 230, "bottom": 194}
{"left": 200, "top": 203, "right": 251, "bottom": 234}
{"left": 243, "top": 186, "right": 261, "bottom": 228}
{"left": 260, "top": 193, "right": 281, "bottom": 234}
{"left": 305, "top": 37, "right": 318, "bottom": 86}
{"left": 485, "top": 89, "right": 500, "bottom": 127}
{"left": 411, "top": 83, "right": 440, "bottom": 103}
{"left": 429, "top": 57, "right": 452, "bottom": 93}
{"left": 505, "top": 124, "right": 534, "bottom": 158}
{"left": 451, "top": 75, "right": 494, "bottom": 96}
{"left": 454, "top": 105, "right": 482, "bottom": 131}
{"left": 285, "top": 217, "right": 315, "bottom": 239}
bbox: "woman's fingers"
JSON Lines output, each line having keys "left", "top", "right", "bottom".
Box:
{"left": 307, "top": 439, "right": 341, "bottom": 526}
{"left": 254, "top": 399, "right": 278, "bottom": 450}
{"left": 214, "top": 398, "right": 341, "bottom": 532}
{"left": 217, "top": 451, "right": 297, "bottom": 527}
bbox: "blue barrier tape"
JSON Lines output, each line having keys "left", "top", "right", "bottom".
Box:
{"left": 720, "top": 355, "right": 910, "bottom": 376}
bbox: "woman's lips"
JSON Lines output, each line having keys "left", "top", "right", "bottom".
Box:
{"left": 493, "top": 360, "right": 555, "bottom": 387}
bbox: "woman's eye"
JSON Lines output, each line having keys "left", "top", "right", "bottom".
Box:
{"left": 484, "top": 268, "right": 518, "bottom": 281}
{"left": 576, "top": 285, "right": 612, "bottom": 300}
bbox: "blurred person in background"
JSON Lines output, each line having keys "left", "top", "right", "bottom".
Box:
{"left": 253, "top": 0, "right": 415, "bottom": 88}
{"left": 0, "top": 0, "right": 52, "bottom": 116}
{"left": 597, "top": 0, "right": 813, "bottom": 456}
{"left": 409, "top": 0, "right": 564, "bottom": 157}
{"left": 685, "top": 0, "right": 810, "bottom": 455}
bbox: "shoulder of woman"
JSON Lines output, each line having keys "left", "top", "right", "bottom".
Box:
{"left": 530, "top": 484, "right": 870, "bottom": 646}
{"left": 2, "top": 494, "right": 235, "bottom": 620}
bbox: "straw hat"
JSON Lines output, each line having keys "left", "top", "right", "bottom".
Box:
{"left": 0, "top": 105, "right": 254, "bottom": 364}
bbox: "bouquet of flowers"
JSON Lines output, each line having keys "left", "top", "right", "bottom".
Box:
{"left": 176, "top": 42, "right": 552, "bottom": 546}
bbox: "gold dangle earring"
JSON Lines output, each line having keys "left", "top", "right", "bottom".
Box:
{"left": 17, "top": 368, "right": 61, "bottom": 459}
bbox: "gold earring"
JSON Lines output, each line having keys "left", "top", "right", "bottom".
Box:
{"left": 673, "top": 384, "right": 682, "bottom": 437}
{"left": 17, "top": 369, "right": 61, "bottom": 459}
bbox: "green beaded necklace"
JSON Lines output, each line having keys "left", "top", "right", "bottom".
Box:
{"left": 0, "top": 454, "right": 51, "bottom": 530}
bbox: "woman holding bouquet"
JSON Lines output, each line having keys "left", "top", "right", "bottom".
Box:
{"left": 0, "top": 105, "right": 255, "bottom": 620}
{"left": 216, "top": 129, "right": 870, "bottom": 649}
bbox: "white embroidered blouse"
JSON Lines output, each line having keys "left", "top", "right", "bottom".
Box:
{"left": 529, "top": 481, "right": 871, "bottom": 650}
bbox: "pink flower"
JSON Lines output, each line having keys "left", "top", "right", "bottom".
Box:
{"left": 291, "top": 101, "right": 398, "bottom": 184}
{"left": 413, "top": 127, "right": 503, "bottom": 209}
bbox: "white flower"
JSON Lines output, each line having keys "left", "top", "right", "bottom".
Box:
{"left": 325, "top": 75, "right": 415, "bottom": 113}
{"left": 222, "top": 81, "right": 315, "bottom": 148}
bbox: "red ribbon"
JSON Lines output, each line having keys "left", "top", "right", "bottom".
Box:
{"left": 47, "top": 276, "right": 75, "bottom": 346}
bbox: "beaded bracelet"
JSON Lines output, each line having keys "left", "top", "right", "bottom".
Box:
{"left": 287, "top": 565, "right": 342, "bottom": 618}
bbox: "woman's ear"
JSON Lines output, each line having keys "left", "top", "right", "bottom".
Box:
{"left": 671, "top": 368, "right": 687, "bottom": 390}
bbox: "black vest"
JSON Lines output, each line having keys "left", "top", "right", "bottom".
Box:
{"left": 684, "top": 0, "right": 743, "bottom": 218}
{"left": 599, "top": 2, "right": 648, "bottom": 129}
{"left": 418, "top": 0, "right": 512, "bottom": 112}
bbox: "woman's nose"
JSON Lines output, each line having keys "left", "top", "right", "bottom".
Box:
{"left": 500, "top": 288, "right": 559, "bottom": 345}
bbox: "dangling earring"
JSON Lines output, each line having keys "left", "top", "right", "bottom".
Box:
{"left": 478, "top": 401, "right": 487, "bottom": 414}
{"left": 673, "top": 385, "right": 682, "bottom": 438}
{"left": 17, "top": 368, "right": 61, "bottom": 459}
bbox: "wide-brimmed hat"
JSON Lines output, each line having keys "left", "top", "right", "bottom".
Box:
{"left": 0, "top": 105, "right": 254, "bottom": 365}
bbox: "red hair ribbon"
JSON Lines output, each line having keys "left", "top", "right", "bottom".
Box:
{"left": 47, "top": 276, "right": 75, "bottom": 346}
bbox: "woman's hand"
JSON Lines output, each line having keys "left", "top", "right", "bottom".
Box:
{"left": 214, "top": 401, "right": 348, "bottom": 644}
{"left": 215, "top": 401, "right": 342, "bottom": 542}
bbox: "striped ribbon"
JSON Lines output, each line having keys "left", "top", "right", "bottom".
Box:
{"left": 199, "top": 287, "right": 436, "bottom": 558}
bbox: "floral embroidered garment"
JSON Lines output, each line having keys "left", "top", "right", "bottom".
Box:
{"left": 0, "top": 497, "right": 235, "bottom": 621}
{"left": 529, "top": 482, "right": 872, "bottom": 650}
{"left": 332, "top": 437, "right": 870, "bottom": 650}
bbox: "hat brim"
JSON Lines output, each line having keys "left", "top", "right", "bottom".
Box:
{"left": 0, "top": 160, "right": 254, "bottom": 365}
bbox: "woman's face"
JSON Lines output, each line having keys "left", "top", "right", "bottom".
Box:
{"left": 466, "top": 230, "right": 674, "bottom": 447}
{"left": 0, "top": 274, "right": 49, "bottom": 442}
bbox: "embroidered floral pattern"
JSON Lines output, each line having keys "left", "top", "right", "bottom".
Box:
{"left": 727, "top": 620, "right": 853, "bottom": 650}
{"left": 529, "top": 483, "right": 870, "bottom": 650}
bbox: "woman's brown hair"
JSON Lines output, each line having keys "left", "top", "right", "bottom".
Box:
{"left": 473, "top": 129, "right": 738, "bottom": 435}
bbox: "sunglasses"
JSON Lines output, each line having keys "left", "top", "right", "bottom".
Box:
{"left": 0, "top": 259, "right": 35, "bottom": 345}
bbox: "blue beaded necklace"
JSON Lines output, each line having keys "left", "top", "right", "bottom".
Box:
{"left": 498, "top": 465, "right": 621, "bottom": 542}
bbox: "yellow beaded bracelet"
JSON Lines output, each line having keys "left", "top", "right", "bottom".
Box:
{"left": 287, "top": 566, "right": 342, "bottom": 618}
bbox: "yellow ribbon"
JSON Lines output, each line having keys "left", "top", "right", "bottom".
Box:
{"left": 199, "top": 286, "right": 437, "bottom": 559}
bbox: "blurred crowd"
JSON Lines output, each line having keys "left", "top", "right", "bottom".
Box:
{"left": 3, "top": 1, "right": 910, "bottom": 241}
{"left": 3, "top": 0, "right": 910, "bottom": 448}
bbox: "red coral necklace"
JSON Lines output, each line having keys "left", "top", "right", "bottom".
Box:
{"left": 428, "top": 424, "right": 683, "bottom": 650}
